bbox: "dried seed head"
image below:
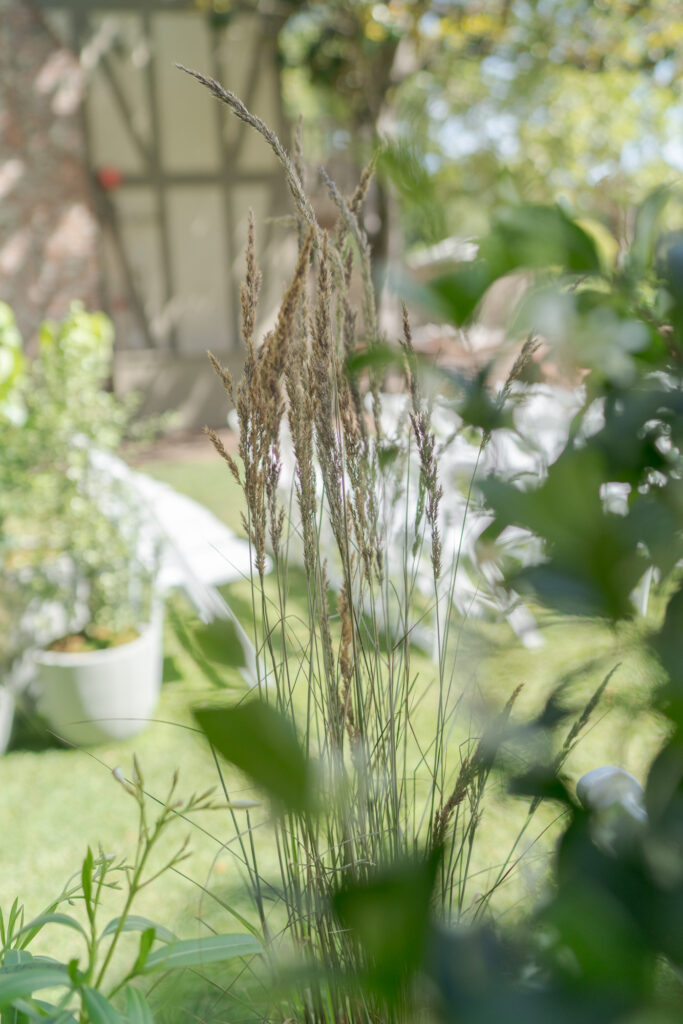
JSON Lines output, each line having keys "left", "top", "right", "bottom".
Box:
{"left": 338, "top": 581, "right": 358, "bottom": 741}
{"left": 492, "top": 336, "right": 544, "bottom": 439}
{"left": 205, "top": 426, "right": 241, "bottom": 485}
{"left": 112, "top": 766, "right": 135, "bottom": 796}
{"left": 433, "top": 756, "right": 474, "bottom": 848}
{"left": 208, "top": 350, "right": 234, "bottom": 400}
{"left": 241, "top": 210, "right": 263, "bottom": 352}
{"left": 348, "top": 157, "right": 376, "bottom": 217}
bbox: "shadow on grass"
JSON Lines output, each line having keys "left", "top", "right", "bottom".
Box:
{"left": 163, "top": 654, "right": 184, "bottom": 684}
{"left": 8, "top": 706, "right": 62, "bottom": 753}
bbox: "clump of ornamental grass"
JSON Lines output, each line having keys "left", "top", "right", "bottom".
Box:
{"left": 185, "top": 68, "right": 608, "bottom": 1024}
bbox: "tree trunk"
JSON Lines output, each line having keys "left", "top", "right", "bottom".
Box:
{"left": 0, "top": 0, "right": 101, "bottom": 346}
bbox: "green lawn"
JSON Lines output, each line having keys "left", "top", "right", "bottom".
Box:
{"left": 0, "top": 453, "right": 668, "bottom": 1010}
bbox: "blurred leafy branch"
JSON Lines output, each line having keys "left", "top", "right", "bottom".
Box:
{"left": 179, "top": 59, "right": 683, "bottom": 1018}
{"left": 197, "top": 0, "right": 682, "bottom": 243}
{"left": 172, "top": 58, "right": 683, "bottom": 1022}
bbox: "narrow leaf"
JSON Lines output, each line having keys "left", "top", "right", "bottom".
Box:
{"left": 32, "top": 1003, "right": 76, "bottom": 1024}
{"left": 12, "top": 997, "right": 76, "bottom": 1023}
{"left": 81, "top": 849, "right": 93, "bottom": 920}
{"left": 143, "top": 934, "right": 262, "bottom": 973}
{"left": 67, "top": 959, "right": 81, "bottom": 987}
{"left": 131, "top": 930, "right": 156, "bottom": 976}
{"left": 15, "top": 914, "right": 88, "bottom": 944}
{"left": 1, "top": 952, "right": 33, "bottom": 969}
{"left": 194, "top": 702, "right": 314, "bottom": 814}
{"left": 125, "top": 986, "right": 155, "bottom": 1024}
{"left": 10, "top": 997, "right": 46, "bottom": 1022}
{"left": 100, "top": 918, "right": 175, "bottom": 945}
{"left": 81, "top": 986, "right": 127, "bottom": 1024}
{"left": 629, "top": 185, "right": 672, "bottom": 276}
{"left": 0, "top": 966, "right": 69, "bottom": 1006}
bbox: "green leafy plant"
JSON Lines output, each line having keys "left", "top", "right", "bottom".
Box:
{"left": 439, "top": 188, "right": 683, "bottom": 620}
{"left": 406, "top": 187, "right": 683, "bottom": 1022}
{"left": 0, "top": 760, "right": 262, "bottom": 1024}
{"left": 0, "top": 302, "right": 158, "bottom": 665}
{"left": 0, "top": 302, "right": 25, "bottom": 426}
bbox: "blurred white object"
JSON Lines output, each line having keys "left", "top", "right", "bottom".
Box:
{"left": 11, "top": 446, "right": 261, "bottom": 691}
{"left": 234, "top": 378, "right": 659, "bottom": 658}
{"left": 92, "top": 452, "right": 260, "bottom": 687}
{"left": 577, "top": 765, "right": 648, "bottom": 853}
{"left": 87, "top": 448, "right": 258, "bottom": 595}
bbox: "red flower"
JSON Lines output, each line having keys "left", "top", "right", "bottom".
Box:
{"left": 96, "top": 166, "right": 123, "bottom": 191}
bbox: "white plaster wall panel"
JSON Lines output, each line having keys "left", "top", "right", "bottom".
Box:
{"left": 230, "top": 184, "right": 295, "bottom": 337}
{"left": 107, "top": 189, "right": 165, "bottom": 348}
{"left": 86, "top": 15, "right": 149, "bottom": 175}
{"left": 220, "top": 33, "right": 285, "bottom": 174}
{"left": 214, "top": 17, "right": 255, "bottom": 98}
{"left": 167, "top": 186, "right": 230, "bottom": 353}
{"left": 155, "top": 14, "right": 220, "bottom": 173}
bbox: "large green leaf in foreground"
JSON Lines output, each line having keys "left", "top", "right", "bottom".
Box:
{"left": 0, "top": 964, "right": 69, "bottom": 1005}
{"left": 194, "top": 700, "right": 315, "bottom": 814}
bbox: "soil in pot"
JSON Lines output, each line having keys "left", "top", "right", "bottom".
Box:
{"left": 48, "top": 625, "right": 140, "bottom": 654}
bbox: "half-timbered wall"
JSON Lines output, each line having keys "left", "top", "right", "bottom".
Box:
{"left": 37, "top": 0, "right": 291, "bottom": 359}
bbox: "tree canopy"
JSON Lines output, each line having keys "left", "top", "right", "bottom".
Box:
{"left": 197, "top": 0, "right": 682, "bottom": 245}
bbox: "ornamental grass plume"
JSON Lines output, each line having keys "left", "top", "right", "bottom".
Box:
{"left": 185, "top": 66, "right": 579, "bottom": 1024}
{"left": 402, "top": 301, "right": 443, "bottom": 578}
{"left": 208, "top": 216, "right": 313, "bottom": 576}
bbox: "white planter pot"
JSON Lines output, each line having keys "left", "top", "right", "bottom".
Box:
{"left": 0, "top": 689, "right": 14, "bottom": 754}
{"left": 34, "top": 612, "right": 163, "bottom": 746}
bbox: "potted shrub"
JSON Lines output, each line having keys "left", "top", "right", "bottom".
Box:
{"left": 0, "top": 301, "right": 32, "bottom": 749}
{"left": 0, "top": 301, "right": 162, "bottom": 746}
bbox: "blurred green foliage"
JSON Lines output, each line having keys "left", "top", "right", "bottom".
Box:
{"left": 194, "top": 701, "right": 315, "bottom": 814}
{"left": 0, "top": 303, "right": 155, "bottom": 665}
{"left": 437, "top": 189, "right": 683, "bottom": 625}
{"left": 189, "top": 184, "right": 683, "bottom": 1022}
{"left": 200, "top": 0, "right": 683, "bottom": 243}
{"left": 414, "top": 186, "right": 683, "bottom": 1021}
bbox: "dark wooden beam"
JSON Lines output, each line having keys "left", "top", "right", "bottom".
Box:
{"left": 39, "top": 1, "right": 194, "bottom": 11}
{"left": 142, "top": 6, "right": 179, "bottom": 352}
{"left": 99, "top": 51, "right": 153, "bottom": 166}
{"left": 211, "top": 22, "right": 249, "bottom": 350}
{"left": 112, "top": 170, "right": 279, "bottom": 187}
